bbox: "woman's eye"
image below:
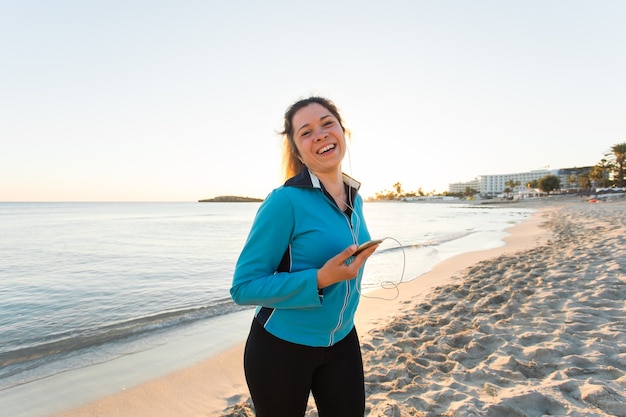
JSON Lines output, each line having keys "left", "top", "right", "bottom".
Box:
{"left": 324, "top": 121, "right": 334, "bottom": 127}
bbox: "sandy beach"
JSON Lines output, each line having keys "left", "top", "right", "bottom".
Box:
{"left": 49, "top": 197, "right": 626, "bottom": 417}
{"left": 357, "top": 198, "right": 626, "bottom": 417}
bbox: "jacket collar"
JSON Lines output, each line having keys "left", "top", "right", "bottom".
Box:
{"left": 285, "top": 168, "right": 361, "bottom": 193}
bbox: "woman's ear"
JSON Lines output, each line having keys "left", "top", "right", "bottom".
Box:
{"left": 291, "top": 145, "right": 302, "bottom": 161}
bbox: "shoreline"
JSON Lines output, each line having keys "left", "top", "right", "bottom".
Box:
{"left": 3, "top": 310, "right": 254, "bottom": 417}
{"left": 43, "top": 199, "right": 561, "bottom": 417}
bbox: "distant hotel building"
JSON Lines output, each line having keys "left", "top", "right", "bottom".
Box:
{"left": 448, "top": 178, "right": 481, "bottom": 195}
{"left": 479, "top": 169, "right": 552, "bottom": 196}
{"left": 449, "top": 166, "right": 593, "bottom": 197}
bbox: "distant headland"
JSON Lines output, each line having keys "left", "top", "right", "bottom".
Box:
{"left": 198, "top": 195, "right": 263, "bottom": 202}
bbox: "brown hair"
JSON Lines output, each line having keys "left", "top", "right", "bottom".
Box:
{"left": 280, "top": 97, "right": 347, "bottom": 180}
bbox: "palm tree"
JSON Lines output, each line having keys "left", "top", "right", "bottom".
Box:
{"left": 567, "top": 174, "right": 577, "bottom": 192}
{"left": 589, "top": 167, "right": 602, "bottom": 189}
{"left": 592, "top": 160, "right": 612, "bottom": 188}
{"left": 609, "top": 142, "right": 626, "bottom": 187}
{"left": 392, "top": 182, "right": 404, "bottom": 198}
{"left": 578, "top": 173, "right": 591, "bottom": 191}
{"left": 504, "top": 180, "right": 521, "bottom": 197}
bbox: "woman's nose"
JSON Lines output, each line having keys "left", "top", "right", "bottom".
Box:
{"left": 315, "top": 129, "right": 328, "bottom": 141}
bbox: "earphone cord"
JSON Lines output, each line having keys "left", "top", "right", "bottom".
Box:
{"left": 356, "top": 236, "right": 406, "bottom": 301}
{"left": 340, "top": 189, "right": 407, "bottom": 302}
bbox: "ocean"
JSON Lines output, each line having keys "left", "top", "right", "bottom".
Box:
{"left": 0, "top": 201, "right": 534, "bottom": 414}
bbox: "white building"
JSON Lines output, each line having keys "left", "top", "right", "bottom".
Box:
{"left": 449, "top": 166, "right": 595, "bottom": 197}
{"left": 478, "top": 169, "right": 553, "bottom": 197}
{"left": 448, "top": 178, "right": 480, "bottom": 195}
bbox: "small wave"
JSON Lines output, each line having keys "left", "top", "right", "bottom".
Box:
{"left": 376, "top": 230, "right": 476, "bottom": 255}
{"left": 0, "top": 299, "right": 251, "bottom": 372}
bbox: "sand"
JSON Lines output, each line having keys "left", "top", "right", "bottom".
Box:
{"left": 359, "top": 199, "right": 626, "bottom": 417}
{"left": 50, "top": 197, "right": 626, "bottom": 417}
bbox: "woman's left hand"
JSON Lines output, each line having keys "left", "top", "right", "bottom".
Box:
{"left": 316, "top": 243, "right": 379, "bottom": 289}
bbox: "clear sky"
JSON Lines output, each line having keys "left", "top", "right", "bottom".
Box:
{"left": 2, "top": 0, "right": 625, "bottom": 201}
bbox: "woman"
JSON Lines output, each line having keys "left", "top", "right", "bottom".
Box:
{"left": 231, "top": 96, "right": 378, "bottom": 417}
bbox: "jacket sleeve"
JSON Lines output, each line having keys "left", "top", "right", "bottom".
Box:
{"left": 230, "top": 189, "right": 322, "bottom": 309}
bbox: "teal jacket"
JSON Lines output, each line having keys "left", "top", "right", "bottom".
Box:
{"left": 230, "top": 168, "right": 371, "bottom": 347}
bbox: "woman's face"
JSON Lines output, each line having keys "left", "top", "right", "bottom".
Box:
{"left": 291, "top": 103, "right": 346, "bottom": 176}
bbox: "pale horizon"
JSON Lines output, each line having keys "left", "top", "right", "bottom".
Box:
{"left": 2, "top": 1, "right": 625, "bottom": 202}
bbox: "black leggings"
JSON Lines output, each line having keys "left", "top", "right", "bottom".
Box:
{"left": 243, "top": 319, "right": 365, "bottom": 417}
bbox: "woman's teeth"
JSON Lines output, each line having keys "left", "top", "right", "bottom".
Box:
{"left": 318, "top": 144, "right": 336, "bottom": 154}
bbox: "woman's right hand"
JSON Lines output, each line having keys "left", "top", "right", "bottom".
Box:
{"left": 316, "top": 243, "right": 379, "bottom": 289}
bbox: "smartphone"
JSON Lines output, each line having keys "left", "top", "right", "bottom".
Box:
{"left": 353, "top": 239, "right": 384, "bottom": 256}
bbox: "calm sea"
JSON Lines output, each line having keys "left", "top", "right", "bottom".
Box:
{"left": 0, "top": 201, "right": 533, "bottom": 395}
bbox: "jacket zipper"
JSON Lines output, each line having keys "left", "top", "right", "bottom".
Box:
{"left": 327, "top": 193, "right": 356, "bottom": 346}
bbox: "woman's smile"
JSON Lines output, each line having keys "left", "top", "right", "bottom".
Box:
{"left": 317, "top": 143, "right": 337, "bottom": 155}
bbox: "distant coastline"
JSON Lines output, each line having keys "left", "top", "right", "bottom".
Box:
{"left": 198, "top": 195, "right": 263, "bottom": 203}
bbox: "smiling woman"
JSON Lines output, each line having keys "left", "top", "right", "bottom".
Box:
{"left": 280, "top": 97, "right": 351, "bottom": 210}
{"left": 230, "top": 96, "right": 379, "bottom": 416}
{"left": 292, "top": 107, "right": 343, "bottom": 164}
{"left": 280, "top": 98, "right": 347, "bottom": 176}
